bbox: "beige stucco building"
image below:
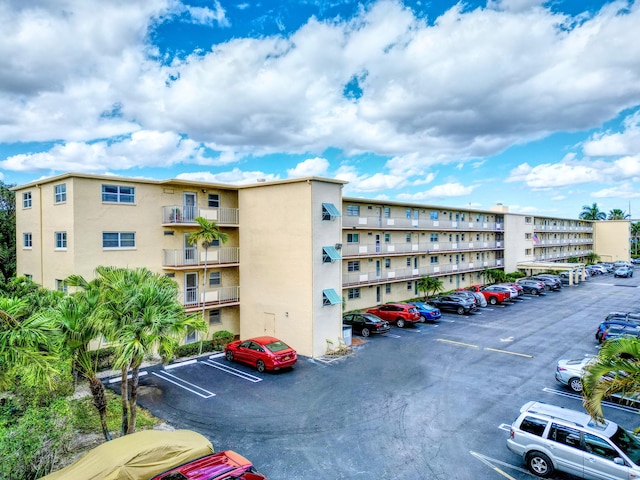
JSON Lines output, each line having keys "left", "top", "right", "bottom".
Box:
{"left": 13, "top": 173, "right": 630, "bottom": 357}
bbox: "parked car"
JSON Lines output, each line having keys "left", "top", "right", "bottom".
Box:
{"left": 497, "top": 282, "right": 522, "bottom": 297}
{"left": 428, "top": 295, "right": 477, "bottom": 315}
{"left": 589, "top": 264, "right": 609, "bottom": 275}
{"left": 408, "top": 302, "right": 442, "bottom": 322}
{"left": 467, "top": 284, "right": 510, "bottom": 305}
{"left": 507, "top": 401, "right": 640, "bottom": 478}
{"left": 151, "top": 450, "right": 267, "bottom": 479}
{"left": 515, "top": 279, "right": 544, "bottom": 295}
{"left": 614, "top": 260, "right": 633, "bottom": 268}
{"left": 450, "top": 290, "right": 482, "bottom": 306}
{"left": 601, "top": 262, "right": 615, "bottom": 272}
{"left": 225, "top": 336, "right": 297, "bottom": 373}
{"left": 614, "top": 265, "right": 634, "bottom": 278}
{"left": 483, "top": 284, "right": 515, "bottom": 301}
{"left": 595, "top": 318, "right": 640, "bottom": 343}
{"left": 605, "top": 311, "right": 640, "bottom": 322}
{"left": 366, "top": 303, "right": 420, "bottom": 328}
{"left": 555, "top": 356, "right": 594, "bottom": 392}
{"left": 528, "top": 275, "right": 562, "bottom": 291}
{"left": 631, "top": 258, "right": 640, "bottom": 265}
{"left": 599, "top": 323, "right": 640, "bottom": 343}
{"left": 342, "top": 312, "right": 390, "bottom": 337}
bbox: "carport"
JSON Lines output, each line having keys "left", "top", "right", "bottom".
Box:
{"left": 516, "top": 261, "right": 586, "bottom": 286}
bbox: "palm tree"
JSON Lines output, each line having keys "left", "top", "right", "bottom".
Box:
{"left": 482, "top": 268, "right": 506, "bottom": 284}
{"left": 0, "top": 297, "right": 61, "bottom": 391}
{"left": 53, "top": 275, "right": 112, "bottom": 440}
{"left": 607, "top": 209, "right": 630, "bottom": 220}
{"left": 187, "top": 217, "right": 228, "bottom": 329}
{"left": 416, "top": 276, "right": 443, "bottom": 300}
{"left": 631, "top": 222, "right": 640, "bottom": 256}
{"left": 582, "top": 337, "right": 640, "bottom": 423}
{"left": 579, "top": 203, "right": 606, "bottom": 220}
{"left": 95, "top": 266, "right": 207, "bottom": 434}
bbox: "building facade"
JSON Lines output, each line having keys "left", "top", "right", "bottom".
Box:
{"left": 13, "top": 173, "right": 630, "bottom": 357}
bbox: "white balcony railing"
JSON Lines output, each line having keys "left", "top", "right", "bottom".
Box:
{"left": 341, "top": 241, "right": 502, "bottom": 257}
{"left": 162, "top": 205, "right": 239, "bottom": 225}
{"left": 182, "top": 286, "right": 240, "bottom": 308}
{"left": 342, "top": 216, "right": 503, "bottom": 231}
{"left": 163, "top": 247, "right": 239, "bottom": 267}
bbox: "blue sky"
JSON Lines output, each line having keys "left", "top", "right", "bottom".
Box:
{"left": 1, "top": 0, "right": 639, "bottom": 219}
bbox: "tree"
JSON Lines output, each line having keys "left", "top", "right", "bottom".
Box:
{"left": 632, "top": 222, "right": 640, "bottom": 256}
{"left": 579, "top": 203, "right": 606, "bottom": 220}
{"left": 582, "top": 337, "right": 640, "bottom": 423}
{"left": 94, "top": 266, "right": 207, "bottom": 435}
{"left": 0, "top": 181, "right": 16, "bottom": 285}
{"left": 607, "top": 209, "right": 630, "bottom": 220}
{"left": 482, "top": 268, "right": 506, "bottom": 284}
{"left": 186, "top": 217, "right": 228, "bottom": 329}
{"left": 584, "top": 252, "right": 601, "bottom": 265}
{"left": 52, "top": 275, "right": 112, "bottom": 441}
{"left": 416, "top": 276, "right": 443, "bottom": 300}
{"left": 0, "top": 297, "right": 61, "bottom": 392}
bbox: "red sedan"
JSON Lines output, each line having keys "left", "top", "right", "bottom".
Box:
{"left": 224, "top": 336, "right": 297, "bottom": 373}
{"left": 151, "top": 450, "right": 267, "bottom": 479}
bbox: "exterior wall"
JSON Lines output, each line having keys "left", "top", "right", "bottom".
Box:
{"left": 503, "top": 214, "right": 533, "bottom": 272}
{"left": 593, "top": 220, "right": 631, "bottom": 262}
{"left": 238, "top": 179, "right": 343, "bottom": 358}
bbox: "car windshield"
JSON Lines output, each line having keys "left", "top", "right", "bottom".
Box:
{"left": 610, "top": 426, "right": 640, "bottom": 465}
{"left": 264, "top": 341, "right": 289, "bottom": 353}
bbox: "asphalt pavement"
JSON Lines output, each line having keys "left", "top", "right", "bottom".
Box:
{"left": 106, "top": 270, "right": 640, "bottom": 479}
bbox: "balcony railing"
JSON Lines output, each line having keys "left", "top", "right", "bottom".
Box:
{"left": 162, "top": 205, "right": 239, "bottom": 225}
{"left": 342, "top": 260, "right": 503, "bottom": 286}
{"left": 341, "top": 241, "right": 502, "bottom": 257}
{"left": 182, "top": 285, "right": 240, "bottom": 309}
{"left": 343, "top": 216, "right": 503, "bottom": 231}
{"left": 534, "top": 250, "right": 593, "bottom": 261}
{"left": 163, "top": 247, "right": 240, "bottom": 267}
{"left": 535, "top": 238, "right": 593, "bottom": 247}
{"left": 534, "top": 224, "right": 593, "bottom": 232}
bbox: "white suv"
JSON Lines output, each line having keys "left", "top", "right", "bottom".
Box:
{"left": 507, "top": 401, "right": 640, "bottom": 479}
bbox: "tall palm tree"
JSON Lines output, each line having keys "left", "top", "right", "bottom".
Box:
{"left": 631, "top": 222, "right": 640, "bottom": 256}
{"left": 579, "top": 203, "right": 606, "bottom": 220}
{"left": 0, "top": 297, "right": 61, "bottom": 391}
{"left": 582, "top": 337, "right": 640, "bottom": 423}
{"left": 187, "top": 217, "right": 228, "bottom": 328}
{"left": 607, "top": 209, "right": 630, "bottom": 220}
{"left": 95, "top": 266, "right": 207, "bottom": 434}
{"left": 53, "top": 275, "right": 112, "bottom": 441}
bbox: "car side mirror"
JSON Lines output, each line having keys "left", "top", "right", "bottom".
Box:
{"left": 614, "top": 457, "right": 625, "bottom": 466}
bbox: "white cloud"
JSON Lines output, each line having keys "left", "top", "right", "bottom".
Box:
{"left": 583, "top": 111, "right": 640, "bottom": 156}
{"left": 176, "top": 168, "right": 280, "bottom": 185}
{"left": 506, "top": 161, "right": 600, "bottom": 188}
{"left": 591, "top": 183, "right": 640, "bottom": 199}
{"left": 398, "top": 182, "right": 476, "bottom": 200}
{"left": 412, "top": 173, "right": 436, "bottom": 186}
{"left": 286, "top": 157, "right": 330, "bottom": 177}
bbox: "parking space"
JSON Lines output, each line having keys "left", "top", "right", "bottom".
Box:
{"left": 126, "top": 267, "right": 640, "bottom": 479}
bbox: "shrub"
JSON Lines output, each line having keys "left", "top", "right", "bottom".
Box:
{"left": 211, "top": 330, "right": 234, "bottom": 351}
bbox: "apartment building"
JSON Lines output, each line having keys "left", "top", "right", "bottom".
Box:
{"left": 13, "top": 173, "right": 629, "bottom": 357}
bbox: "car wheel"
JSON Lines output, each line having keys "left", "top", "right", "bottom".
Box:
{"left": 419, "top": 315, "right": 427, "bottom": 323}
{"left": 225, "top": 350, "right": 234, "bottom": 362}
{"left": 526, "top": 452, "right": 554, "bottom": 478}
{"left": 396, "top": 318, "right": 405, "bottom": 328}
{"left": 256, "top": 360, "right": 266, "bottom": 373}
{"left": 568, "top": 377, "right": 582, "bottom": 392}
{"left": 456, "top": 306, "right": 465, "bottom": 315}
{"left": 361, "top": 327, "right": 371, "bottom": 337}
{"left": 489, "top": 297, "right": 497, "bottom": 305}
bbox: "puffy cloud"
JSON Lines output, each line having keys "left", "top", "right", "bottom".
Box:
{"left": 506, "top": 161, "right": 599, "bottom": 188}
{"left": 591, "top": 183, "right": 640, "bottom": 199}
{"left": 176, "top": 168, "right": 279, "bottom": 185}
{"left": 398, "top": 182, "right": 476, "bottom": 200}
{"left": 287, "top": 157, "right": 330, "bottom": 177}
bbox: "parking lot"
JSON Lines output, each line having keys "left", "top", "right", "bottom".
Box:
{"left": 109, "top": 269, "right": 640, "bottom": 479}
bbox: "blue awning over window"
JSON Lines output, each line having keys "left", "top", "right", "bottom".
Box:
{"left": 323, "top": 288, "right": 342, "bottom": 305}
{"left": 322, "top": 202, "right": 342, "bottom": 218}
{"left": 322, "top": 246, "right": 342, "bottom": 262}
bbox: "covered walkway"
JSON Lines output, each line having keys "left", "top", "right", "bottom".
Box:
{"left": 516, "top": 261, "right": 586, "bottom": 286}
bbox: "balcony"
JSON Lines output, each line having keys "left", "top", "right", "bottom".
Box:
{"left": 182, "top": 286, "right": 240, "bottom": 311}
{"left": 163, "top": 247, "right": 240, "bottom": 268}
{"left": 343, "top": 215, "right": 503, "bottom": 231}
{"left": 342, "top": 259, "right": 503, "bottom": 287}
{"left": 162, "top": 205, "right": 239, "bottom": 226}
{"left": 534, "top": 250, "right": 593, "bottom": 261}
{"left": 534, "top": 224, "right": 593, "bottom": 233}
{"left": 341, "top": 241, "right": 502, "bottom": 258}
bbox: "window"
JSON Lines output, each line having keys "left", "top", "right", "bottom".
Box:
{"left": 525, "top": 216, "right": 532, "bottom": 224}
{"left": 525, "top": 248, "right": 532, "bottom": 256}
{"left": 102, "top": 232, "right": 135, "bottom": 248}
{"left": 23, "top": 192, "right": 32, "bottom": 208}
{"left": 347, "top": 288, "right": 360, "bottom": 299}
{"left": 550, "top": 424, "right": 582, "bottom": 448}
{"left": 430, "top": 211, "right": 438, "bottom": 220}
{"left": 322, "top": 288, "right": 342, "bottom": 306}
{"left": 406, "top": 258, "right": 411, "bottom": 267}
{"left": 430, "top": 233, "right": 438, "bottom": 242}
{"left": 525, "top": 233, "right": 532, "bottom": 240}
{"left": 430, "top": 256, "right": 438, "bottom": 264}
{"left": 322, "top": 246, "right": 341, "bottom": 263}
{"left": 384, "top": 233, "right": 390, "bottom": 243}
{"left": 55, "top": 279, "right": 67, "bottom": 293}
{"left": 385, "top": 258, "right": 390, "bottom": 268}
{"left": 406, "top": 209, "right": 411, "bottom": 219}
{"left": 584, "top": 433, "right": 618, "bottom": 461}
{"left": 476, "top": 234, "right": 480, "bottom": 241}
{"left": 347, "top": 261, "right": 360, "bottom": 272}
{"left": 384, "top": 207, "right": 390, "bottom": 218}
{"left": 406, "top": 234, "right": 411, "bottom": 243}
{"left": 25, "top": 274, "right": 32, "bottom": 280}
{"left": 209, "top": 310, "right": 221, "bottom": 325}
{"left": 23, "top": 233, "right": 32, "bottom": 248}
{"left": 322, "top": 203, "right": 341, "bottom": 220}
{"left": 347, "top": 233, "right": 359, "bottom": 243}
{"left": 407, "top": 282, "right": 412, "bottom": 290}
{"left": 54, "top": 184, "right": 66, "bottom": 203}
{"left": 55, "top": 231, "right": 67, "bottom": 249}
{"left": 208, "top": 194, "right": 220, "bottom": 208}
{"left": 346, "top": 205, "right": 360, "bottom": 216}
{"left": 385, "top": 284, "right": 391, "bottom": 294}
{"left": 102, "top": 185, "right": 135, "bottom": 203}
{"left": 209, "top": 271, "right": 221, "bottom": 286}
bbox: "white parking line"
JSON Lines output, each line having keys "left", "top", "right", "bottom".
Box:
{"left": 201, "top": 360, "right": 262, "bottom": 383}
{"left": 470, "top": 450, "right": 530, "bottom": 478}
{"left": 108, "top": 371, "right": 148, "bottom": 384}
{"left": 381, "top": 333, "right": 402, "bottom": 338}
{"left": 152, "top": 371, "right": 215, "bottom": 398}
